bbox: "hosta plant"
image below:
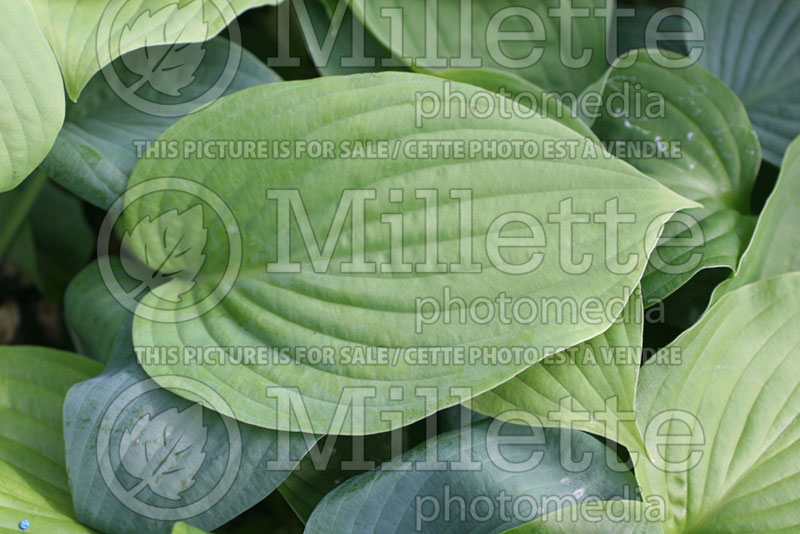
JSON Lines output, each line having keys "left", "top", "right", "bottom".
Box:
{"left": 0, "top": 1, "right": 798, "bottom": 533}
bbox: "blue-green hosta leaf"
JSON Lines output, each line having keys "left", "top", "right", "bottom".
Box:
{"left": 296, "top": 0, "right": 405, "bottom": 76}
{"left": 685, "top": 0, "right": 800, "bottom": 165}
{"left": 508, "top": 500, "right": 664, "bottom": 534}
{"left": 63, "top": 289, "right": 314, "bottom": 533}
{"left": 65, "top": 259, "right": 135, "bottom": 363}
{"left": 121, "top": 72, "right": 693, "bottom": 435}
{"left": 27, "top": 0, "right": 283, "bottom": 100}
{"left": 434, "top": 69, "right": 597, "bottom": 140}
{"left": 636, "top": 273, "right": 800, "bottom": 533}
{"left": 0, "top": 2, "right": 64, "bottom": 192}
{"left": 472, "top": 288, "right": 645, "bottom": 458}
{"left": 42, "top": 38, "right": 281, "bottom": 209}
{"left": 281, "top": 406, "right": 482, "bottom": 523}
{"left": 614, "top": 4, "right": 689, "bottom": 60}
{"left": 591, "top": 49, "right": 761, "bottom": 302}
{"left": 349, "top": 0, "right": 610, "bottom": 94}
{"left": 0, "top": 346, "right": 102, "bottom": 534}
{"left": 305, "top": 420, "right": 638, "bottom": 533}
{"left": 280, "top": 431, "right": 414, "bottom": 523}
{"left": 712, "top": 136, "right": 800, "bottom": 303}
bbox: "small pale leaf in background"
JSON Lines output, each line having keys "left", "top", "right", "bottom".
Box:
{"left": 172, "top": 523, "right": 210, "bottom": 534}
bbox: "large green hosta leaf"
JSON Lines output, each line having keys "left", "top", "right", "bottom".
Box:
{"left": 0, "top": 346, "right": 102, "bottom": 534}
{"left": 349, "top": 0, "right": 610, "bottom": 94}
{"left": 42, "top": 38, "right": 281, "bottom": 209}
{"left": 712, "top": 136, "right": 800, "bottom": 303}
{"left": 63, "top": 267, "right": 314, "bottom": 533}
{"left": 0, "top": 2, "right": 64, "bottom": 192}
{"left": 685, "top": 0, "right": 800, "bottom": 165}
{"left": 305, "top": 420, "right": 638, "bottom": 533}
{"left": 472, "top": 287, "right": 645, "bottom": 457}
{"left": 123, "top": 72, "right": 692, "bottom": 435}
{"left": 636, "top": 273, "right": 800, "bottom": 533}
{"left": 591, "top": 49, "right": 761, "bottom": 302}
{"left": 27, "top": 0, "right": 282, "bottom": 100}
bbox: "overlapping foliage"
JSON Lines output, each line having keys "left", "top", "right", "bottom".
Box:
{"left": 1, "top": 1, "right": 799, "bottom": 533}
